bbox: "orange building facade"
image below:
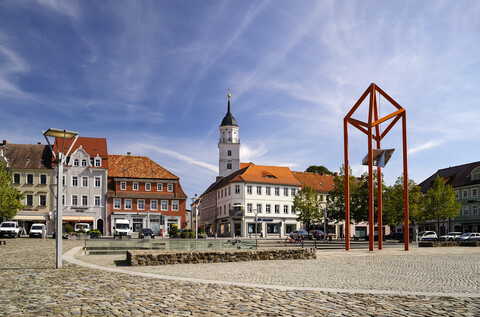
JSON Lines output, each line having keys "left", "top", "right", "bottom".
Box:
{"left": 106, "top": 154, "right": 187, "bottom": 236}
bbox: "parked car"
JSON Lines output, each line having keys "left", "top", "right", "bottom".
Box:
{"left": 309, "top": 230, "right": 325, "bottom": 240}
{"left": 289, "top": 230, "right": 311, "bottom": 240}
{"left": 455, "top": 232, "right": 480, "bottom": 241}
{"left": 439, "top": 232, "right": 462, "bottom": 241}
{"left": 74, "top": 223, "right": 91, "bottom": 232}
{"left": 138, "top": 228, "right": 155, "bottom": 239}
{"left": 29, "top": 224, "right": 45, "bottom": 238}
{"left": 417, "top": 231, "right": 438, "bottom": 241}
{"left": 0, "top": 221, "right": 22, "bottom": 238}
{"left": 468, "top": 233, "right": 480, "bottom": 241}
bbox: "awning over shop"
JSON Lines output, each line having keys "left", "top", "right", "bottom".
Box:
{"left": 62, "top": 216, "right": 94, "bottom": 222}
{"left": 13, "top": 215, "right": 46, "bottom": 221}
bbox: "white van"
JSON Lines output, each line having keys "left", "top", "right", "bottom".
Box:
{"left": 29, "top": 224, "right": 46, "bottom": 238}
{"left": 74, "top": 223, "right": 91, "bottom": 232}
{"left": 113, "top": 219, "right": 132, "bottom": 238}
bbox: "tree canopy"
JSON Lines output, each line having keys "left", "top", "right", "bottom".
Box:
{"left": 305, "top": 165, "right": 334, "bottom": 175}
{"left": 293, "top": 185, "right": 322, "bottom": 230}
{"left": 0, "top": 164, "right": 24, "bottom": 220}
{"left": 423, "top": 175, "right": 461, "bottom": 231}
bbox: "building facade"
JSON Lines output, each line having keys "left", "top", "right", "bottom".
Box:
{"left": 0, "top": 141, "right": 54, "bottom": 233}
{"left": 53, "top": 137, "right": 108, "bottom": 234}
{"left": 420, "top": 161, "right": 480, "bottom": 234}
{"left": 106, "top": 154, "right": 187, "bottom": 236}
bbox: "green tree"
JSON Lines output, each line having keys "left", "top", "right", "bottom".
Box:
{"left": 293, "top": 185, "right": 322, "bottom": 230}
{"left": 423, "top": 175, "right": 461, "bottom": 234}
{"left": 383, "top": 175, "right": 425, "bottom": 227}
{"left": 305, "top": 165, "right": 334, "bottom": 175}
{"left": 0, "top": 164, "right": 24, "bottom": 220}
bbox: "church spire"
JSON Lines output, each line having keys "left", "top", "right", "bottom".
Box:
{"left": 220, "top": 90, "right": 238, "bottom": 127}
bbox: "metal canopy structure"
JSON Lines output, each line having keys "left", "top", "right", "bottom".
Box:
{"left": 344, "top": 83, "right": 409, "bottom": 252}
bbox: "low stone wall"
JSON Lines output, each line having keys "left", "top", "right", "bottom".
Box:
{"left": 127, "top": 248, "right": 316, "bottom": 266}
{"left": 419, "top": 241, "right": 480, "bottom": 247}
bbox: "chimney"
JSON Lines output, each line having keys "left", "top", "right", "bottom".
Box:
{"left": 127, "top": 152, "right": 131, "bottom": 156}
{"left": 2, "top": 140, "right": 6, "bottom": 145}
{"left": 37, "top": 142, "right": 42, "bottom": 145}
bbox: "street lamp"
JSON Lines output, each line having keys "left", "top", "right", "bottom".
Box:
{"left": 253, "top": 209, "right": 258, "bottom": 239}
{"left": 191, "top": 194, "right": 202, "bottom": 242}
{"left": 43, "top": 128, "right": 78, "bottom": 269}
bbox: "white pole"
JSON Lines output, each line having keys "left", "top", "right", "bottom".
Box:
{"left": 56, "top": 153, "right": 63, "bottom": 269}
{"left": 195, "top": 203, "right": 198, "bottom": 241}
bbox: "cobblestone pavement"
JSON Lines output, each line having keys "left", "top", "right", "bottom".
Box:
{"left": 1, "top": 238, "right": 479, "bottom": 316}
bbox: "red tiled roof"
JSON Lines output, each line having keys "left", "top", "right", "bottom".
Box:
{"left": 292, "top": 171, "right": 336, "bottom": 193}
{"left": 234, "top": 165, "right": 301, "bottom": 186}
{"left": 53, "top": 137, "right": 108, "bottom": 167}
{"left": 240, "top": 162, "right": 255, "bottom": 169}
{"left": 0, "top": 143, "right": 52, "bottom": 169}
{"left": 108, "top": 154, "right": 178, "bottom": 180}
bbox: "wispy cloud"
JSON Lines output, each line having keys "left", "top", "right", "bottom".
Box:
{"left": 0, "top": 41, "right": 30, "bottom": 98}
{"left": 34, "top": 0, "right": 81, "bottom": 19}
{"left": 408, "top": 139, "right": 443, "bottom": 156}
{"left": 139, "top": 144, "right": 217, "bottom": 173}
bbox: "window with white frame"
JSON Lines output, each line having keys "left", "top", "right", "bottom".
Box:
{"left": 72, "top": 195, "right": 78, "bottom": 206}
{"left": 125, "top": 199, "right": 132, "bottom": 210}
{"left": 121, "top": 182, "right": 126, "bottom": 190}
{"left": 81, "top": 159, "right": 87, "bottom": 167}
{"left": 221, "top": 189, "right": 223, "bottom": 198}
{"left": 472, "top": 205, "right": 478, "bottom": 216}
{"left": 455, "top": 190, "right": 459, "bottom": 200}
{"left": 472, "top": 188, "right": 478, "bottom": 198}
{"left": 62, "top": 195, "right": 65, "bottom": 205}
{"left": 40, "top": 195, "right": 46, "bottom": 206}
{"left": 235, "top": 185, "right": 240, "bottom": 194}
{"left": 74, "top": 159, "right": 79, "bottom": 166}
{"left": 40, "top": 174, "right": 47, "bottom": 185}
{"left": 157, "top": 183, "right": 163, "bottom": 191}
{"left": 172, "top": 200, "right": 179, "bottom": 211}
{"left": 114, "top": 199, "right": 121, "bottom": 209}
{"left": 151, "top": 200, "right": 158, "bottom": 210}
{"left": 284, "top": 205, "right": 289, "bottom": 214}
{"left": 462, "top": 189, "right": 468, "bottom": 199}
{"left": 275, "top": 187, "right": 280, "bottom": 196}
{"left": 256, "top": 203, "right": 262, "bottom": 213}
{"left": 247, "top": 185, "right": 252, "bottom": 194}
{"left": 94, "top": 176, "right": 101, "bottom": 188}
{"left": 62, "top": 175, "right": 65, "bottom": 186}
{"left": 284, "top": 188, "right": 288, "bottom": 196}
{"left": 227, "top": 163, "right": 232, "bottom": 170}
{"left": 275, "top": 204, "right": 280, "bottom": 214}
{"left": 257, "top": 186, "right": 262, "bottom": 195}
{"left": 161, "top": 200, "right": 168, "bottom": 211}
{"left": 247, "top": 203, "right": 252, "bottom": 213}
{"left": 26, "top": 194, "right": 33, "bottom": 206}
{"left": 82, "top": 176, "right": 88, "bottom": 187}
{"left": 228, "top": 186, "right": 231, "bottom": 195}
{"left": 462, "top": 205, "right": 469, "bottom": 216}
{"left": 291, "top": 205, "right": 295, "bottom": 214}
{"left": 145, "top": 183, "right": 151, "bottom": 191}
{"left": 94, "top": 196, "right": 101, "bottom": 207}
{"left": 167, "top": 184, "right": 173, "bottom": 192}
{"left": 266, "top": 204, "right": 271, "bottom": 213}
{"left": 291, "top": 188, "right": 296, "bottom": 196}
{"left": 266, "top": 187, "right": 271, "bottom": 195}
{"left": 72, "top": 176, "right": 78, "bottom": 187}
{"left": 14, "top": 173, "right": 20, "bottom": 184}
{"left": 137, "top": 199, "right": 145, "bottom": 210}
{"left": 27, "top": 174, "right": 34, "bottom": 184}
{"left": 82, "top": 195, "right": 88, "bottom": 206}
{"left": 217, "top": 191, "right": 220, "bottom": 199}
{"left": 95, "top": 158, "right": 101, "bottom": 167}
{"left": 133, "top": 182, "right": 138, "bottom": 191}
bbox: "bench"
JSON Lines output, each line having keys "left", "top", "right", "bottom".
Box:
{"left": 0, "top": 240, "right": 6, "bottom": 245}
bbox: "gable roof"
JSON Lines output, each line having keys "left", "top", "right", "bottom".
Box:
{"left": 292, "top": 171, "right": 335, "bottom": 193}
{"left": 419, "top": 161, "right": 480, "bottom": 193}
{"left": 108, "top": 154, "right": 178, "bottom": 180}
{"left": 201, "top": 164, "right": 301, "bottom": 197}
{"left": 53, "top": 136, "right": 108, "bottom": 167}
{"left": 0, "top": 143, "right": 52, "bottom": 170}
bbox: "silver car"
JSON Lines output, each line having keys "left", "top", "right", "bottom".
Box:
{"left": 439, "top": 232, "right": 462, "bottom": 241}
{"left": 455, "top": 232, "right": 480, "bottom": 241}
{"left": 417, "top": 231, "right": 438, "bottom": 241}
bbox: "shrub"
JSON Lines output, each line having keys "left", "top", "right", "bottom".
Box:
{"left": 64, "top": 224, "right": 74, "bottom": 233}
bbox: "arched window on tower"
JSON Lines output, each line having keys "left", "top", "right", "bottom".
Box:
{"left": 227, "top": 150, "right": 232, "bottom": 156}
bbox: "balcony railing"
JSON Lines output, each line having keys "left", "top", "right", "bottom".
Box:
{"left": 219, "top": 138, "right": 240, "bottom": 143}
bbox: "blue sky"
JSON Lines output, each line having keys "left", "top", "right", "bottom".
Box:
{"left": 1, "top": 0, "right": 480, "bottom": 200}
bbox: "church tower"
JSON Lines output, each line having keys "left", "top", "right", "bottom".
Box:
{"left": 218, "top": 92, "right": 240, "bottom": 177}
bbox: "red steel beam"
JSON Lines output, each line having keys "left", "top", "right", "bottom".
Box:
{"left": 402, "top": 113, "right": 409, "bottom": 251}
{"left": 344, "top": 118, "right": 350, "bottom": 251}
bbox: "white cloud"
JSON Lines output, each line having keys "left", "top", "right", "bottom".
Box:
{"left": 34, "top": 0, "right": 81, "bottom": 19}
{"left": 408, "top": 140, "right": 443, "bottom": 156}
{"left": 240, "top": 142, "right": 268, "bottom": 163}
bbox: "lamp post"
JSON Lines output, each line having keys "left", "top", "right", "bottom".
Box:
{"left": 43, "top": 128, "right": 78, "bottom": 269}
{"left": 253, "top": 209, "right": 258, "bottom": 239}
{"left": 323, "top": 208, "right": 327, "bottom": 241}
{"left": 191, "top": 194, "right": 202, "bottom": 242}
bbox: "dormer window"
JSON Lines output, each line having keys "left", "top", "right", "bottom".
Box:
{"left": 74, "top": 159, "right": 79, "bottom": 166}
{"left": 81, "top": 159, "right": 87, "bottom": 167}
{"left": 95, "top": 158, "right": 101, "bottom": 167}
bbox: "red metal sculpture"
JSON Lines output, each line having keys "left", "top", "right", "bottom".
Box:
{"left": 344, "top": 83, "right": 409, "bottom": 251}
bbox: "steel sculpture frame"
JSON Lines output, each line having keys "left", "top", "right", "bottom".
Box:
{"left": 344, "top": 83, "right": 409, "bottom": 251}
